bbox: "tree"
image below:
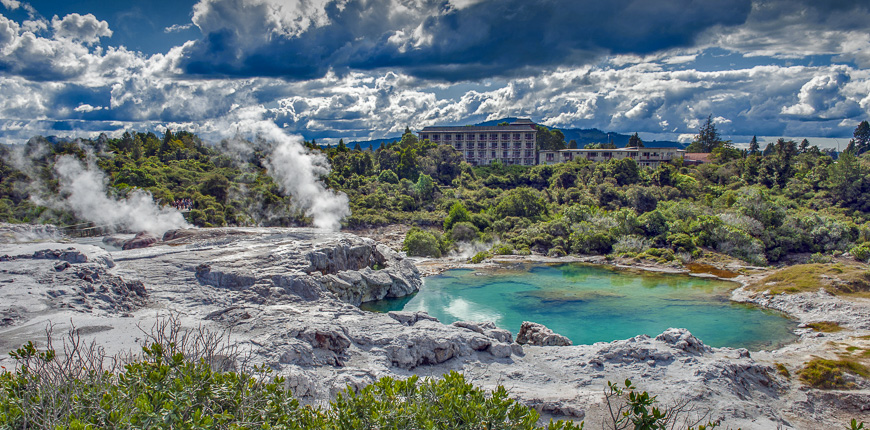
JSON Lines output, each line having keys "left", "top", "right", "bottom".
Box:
{"left": 494, "top": 187, "right": 547, "bottom": 220}
{"left": 337, "top": 138, "right": 348, "bottom": 152}
{"left": 568, "top": 139, "right": 578, "bottom": 149}
{"left": 536, "top": 126, "right": 567, "bottom": 151}
{"left": 849, "top": 120, "right": 870, "bottom": 155}
{"left": 626, "top": 132, "right": 644, "bottom": 148}
{"left": 748, "top": 135, "right": 759, "bottom": 154}
{"left": 686, "top": 115, "right": 721, "bottom": 153}
{"left": 799, "top": 138, "right": 810, "bottom": 154}
{"left": 353, "top": 142, "right": 362, "bottom": 151}
{"left": 444, "top": 202, "right": 472, "bottom": 231}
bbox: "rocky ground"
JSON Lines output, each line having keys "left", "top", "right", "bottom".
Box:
{"left": 0, "top": 225, "right": 868, "bottom": 429}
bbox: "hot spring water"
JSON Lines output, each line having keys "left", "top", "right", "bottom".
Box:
{"left": 362, "top": 264, "right": 797, "bottom": 350}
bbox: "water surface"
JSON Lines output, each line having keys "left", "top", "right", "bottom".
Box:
{"left": 362, "top": 264, "right": 797, "bottom": 350}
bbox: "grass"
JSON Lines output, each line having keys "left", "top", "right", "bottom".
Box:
{"left": 685, "top": 262, "right": 739, "bottom": 278}
{"left": 775, "top": 362, "right": 790, "bottom": 378}
{"left": 806, "top": 321, "right": 845, "bottom": 333}
{"left": 747, "top": 263, "right": 870, "bottom": 296}
{"left": 798, "top": 358, "right": 870, "bottom": 389}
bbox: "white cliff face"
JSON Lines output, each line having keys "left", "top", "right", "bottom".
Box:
{"left": 0, "top": 227, "right": 868, "bottom": 430}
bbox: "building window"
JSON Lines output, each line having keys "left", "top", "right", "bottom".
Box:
{"left": 546, "top": 153, "right": 554, "bottom": 161}
{"left": 525, "top": 133, "right": 533, "bottom": 139}
{"left": 432, "top": 134, "right": 439, "bottom": 141}
{"left": 445, "top": 135, "right": 451, "bottom": 141}
{"left": 456, "top": 143, "right": 463, "bottom": 149}
{"left": 503, "top": 151, "right": 509, "bottom": 158}
{"left": 467, "top": 134, "right": 474, "bottom": 141}
{"left": 589, "top": 152, "right": 598, "bottom": 157}
{"left": 526, "top": 143, "right": 533, "bottom": 148}
{"left": 513, "top": 133, "right": 520, "bottom": 140}
{"left": 491, "top": 142, "right": 498, "bottom": 148}
{"left": 478, "top": 143, "right": 485, "bottom": 149}
{"left": 502, "top": 133, "right": 509, "bottom": 139}
{"left": 525, "top": 150, "right": 533, "bottom": 157}
{"left": 421, "top": 134, "right": 428, "bottom": 140}
{"left": 642, "top": 152, "right": 649, "bottom": 157}
{"left": 456, "top": 134, "right": 463, "bottom": 141}
{"left": 490, "top": 133, "right": 498, "bottom": 140}
{"left": 479, "top": 134, "right": 486, "bottom": 140}
{"left": 502, "top": 143, "right": 509, "bottom": 149}
{"left": 491, "top": 151, "right": 496, "bottom": 158}
{"left": 602, "top": 152, "right": 611, "bottom": 157}
{"left": 478, "top": 151, "right": 485, "bottom": 158}
{"left": 513, "top": 142, "right": 520, "bottom": 149}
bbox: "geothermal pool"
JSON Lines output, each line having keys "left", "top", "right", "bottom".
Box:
{"left": 362, "top": 263, "right": 797, "bottom": 350}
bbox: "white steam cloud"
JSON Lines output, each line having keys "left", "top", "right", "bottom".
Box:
{"left": 225, "top": 111, "right": 350, "bottom": 231}
{"left": 53, "top": 155, "right": 190, "bottom": 236}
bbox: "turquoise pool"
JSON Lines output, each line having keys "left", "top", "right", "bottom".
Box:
{"left": 362, "top": 263, "right": 797, "bottom": 350}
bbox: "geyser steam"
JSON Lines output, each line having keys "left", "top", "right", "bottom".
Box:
{"left": 228, "top": 115, "right": 350, "bottom": 231}
{"left": 53, "top": 155, "right": 190, "bottom": 236}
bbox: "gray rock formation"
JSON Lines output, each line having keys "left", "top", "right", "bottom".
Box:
{"left": 516, "top": 321, "right": 572, "bottom": 346}
{"left": 1, "top": 227, "right": 868, "bottom": 430}
{"left": 122, "top": 232, "right": 159, "bottom": 250}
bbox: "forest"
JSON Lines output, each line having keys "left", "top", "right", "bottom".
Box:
{"left": 2, "top": 120, "right": 870, "bottom": 267}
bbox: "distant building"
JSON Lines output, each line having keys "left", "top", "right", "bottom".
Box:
{"left": 419, "top": 118, "right": 538, "bottom": 166}
{"left": 683, "top": 152, "right": 712, "bottom": 165}
{"left": 538, "top": 147, "right": 685, "bottom": 168}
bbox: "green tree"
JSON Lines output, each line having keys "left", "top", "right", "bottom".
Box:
{"left": 444, "top": 202, "right": 472, "bottom": 231}
{"left": 686, "top": 115, "right": 721, "bottom": 153}
{"left": 494, "top": 187, "right": 547, "bottom": 220}
{"left": 748, "top": 135, "right": 759, "bottom": 154}
{"left": 848, "top": 120, "right": 870, "bottom": 155}
{"left": 627, "top": 132, "right": 644, "bottom": 148}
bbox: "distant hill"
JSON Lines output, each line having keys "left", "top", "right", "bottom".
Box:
{"left": 345, "top": 118, "right": 685, "bottom": 150}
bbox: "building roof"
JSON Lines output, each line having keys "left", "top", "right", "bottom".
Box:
{"left": 419, "top": 118, "right": 537, "bottom": 132}
{"left": 683, "top": 152, "right": 712, "bottom": 163}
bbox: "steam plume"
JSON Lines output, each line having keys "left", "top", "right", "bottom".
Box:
{"left": 226, "top": 111, "right": 350, "bottom": 231}
{"left": 52, "top": 155, "right": 190, "bottom": 236}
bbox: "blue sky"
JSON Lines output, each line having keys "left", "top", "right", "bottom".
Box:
{"left": 1, "top": 0, "right": 869, "bottom": 147}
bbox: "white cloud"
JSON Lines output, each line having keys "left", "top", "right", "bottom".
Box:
{"left": 1, "top": 0, "right": 20, "bottom": 10}
{"left": 74, "top": 104, "right": 103, "bottom": 112}
{"left": 51, "top": 13, "right": 112, "bottom": 45}
{"left": 164, "top": 23, "right": 193, "bottom": 33}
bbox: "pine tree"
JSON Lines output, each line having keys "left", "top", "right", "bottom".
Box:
{"left": 798, "top": 139, "right": 810, "bottom": 154}
{"left": 627, "top": 132, "right": 644, "bottom": 148}
{"left": 852, "top": 120, "right": 870, "bottom": 155}
{"left": 748, "top": 135, "right": 759, "bottom": 154}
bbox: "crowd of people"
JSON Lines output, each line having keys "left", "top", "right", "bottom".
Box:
{"left": 172, "top": 198, "right": 193, "bottom": 211}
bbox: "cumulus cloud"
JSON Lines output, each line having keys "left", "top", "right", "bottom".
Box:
{"left": 1, "top": 0, "right": 20, "bottom": 10}
{"left": 51, "top": 13, "right": 112, "bottom": 45}
{"left": 179, "top": 0, "right": 754, "bottom": 81}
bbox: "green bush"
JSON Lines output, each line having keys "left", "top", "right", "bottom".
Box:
{"left": 450, "top": 221, "right": 479, "bottom": 243}
{"left": 403, "top": 228, "right": 442, "bottom": 258}
{"left": 470, "top": 251, "right": 491, "bottom": 264}
{"left": 851, "top": 243, "right": 870, "bottom": 262}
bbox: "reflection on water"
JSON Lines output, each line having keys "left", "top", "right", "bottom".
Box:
{"left": 363, "top": 263, "right": 798, "bottom": 350}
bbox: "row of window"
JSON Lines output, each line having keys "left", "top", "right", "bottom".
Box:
{"left": 467, "top": 151, "right": 534, "bottom": 158}
{"left": 422, "top": 133, "right": 534, "bottom": 141}
{"left": 454, "top": 142, "right": 533, "bottom": 149}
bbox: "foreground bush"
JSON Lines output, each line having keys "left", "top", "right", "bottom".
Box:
{"left": 0, "top": 333, "right": 579, "bottom": 429}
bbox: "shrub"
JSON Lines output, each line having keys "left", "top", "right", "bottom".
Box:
{"left": 450, "top": 221, "right": 479, "bottom": 243}
{"left": 403, "top": 228, "right": 442, "bottom": 258}
{"left": 851, "top": 243, "right": 870, "bottom": 262}
{"left": 443, "top": 201, "right": 472, "bottom": 231}
{"left": 798, "top": 358, "right": 869, "bottom": 389}
{"left": 377, "top": 169, "right": 399, "bottom": 184}
{"left": 470, "top": 251, "right": 491, "bottom": 264}
{"left": 547, "top": 246, "right": 566, "bottom": 257}
{"left": 492, "top": 243, "right": 514, "bottom": 255}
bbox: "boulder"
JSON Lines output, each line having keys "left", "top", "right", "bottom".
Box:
{"left": 655, "top": 328, "right": 712, "bottom": 355}
{"left": 122, "top": 232, "right": 159, "bottom": 250}
{"left": 515, "top": 321, "right": 572, "bottom": 346}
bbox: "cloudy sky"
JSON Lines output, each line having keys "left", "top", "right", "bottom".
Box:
{"left": 1, "top": 0, "right": 869, "bottom": 147}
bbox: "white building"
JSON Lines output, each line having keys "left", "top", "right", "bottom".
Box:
{"left": 418, "top": 119, "right": 538, "bottom": 166}
{"left": 538, "top": 147, "right": 685, "bottom": 168}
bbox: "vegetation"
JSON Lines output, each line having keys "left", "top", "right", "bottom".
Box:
{"left": 747, "top": 264, "right": 870, "bottom": 296}
{"left": 806, "top": 321, "right": 845, "bottom": 333}
{"left": 5, "top": 119, "right": 870, "bottom": 271}
{"left": 0, "top": 322, "right": 756, "bottom": 430}
{"left": 797, "top": 358, "right": 869, "bottom": 389}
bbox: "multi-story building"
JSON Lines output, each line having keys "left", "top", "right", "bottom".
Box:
{"left": 538, "top": 147, "right": 685, "bottom": 168}
{"left": 418, "top": 118, "right": 538, "bottom": 166}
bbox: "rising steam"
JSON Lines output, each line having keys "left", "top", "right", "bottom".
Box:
{"left": 52, "top": 155, "right": 190, "bottom": 236}
{"left": 226, "top": 111, "right": 350, "bottom": 231}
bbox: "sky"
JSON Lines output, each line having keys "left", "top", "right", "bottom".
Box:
{"left": 1, "top": 0, "right": 870, "bottom": 148}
